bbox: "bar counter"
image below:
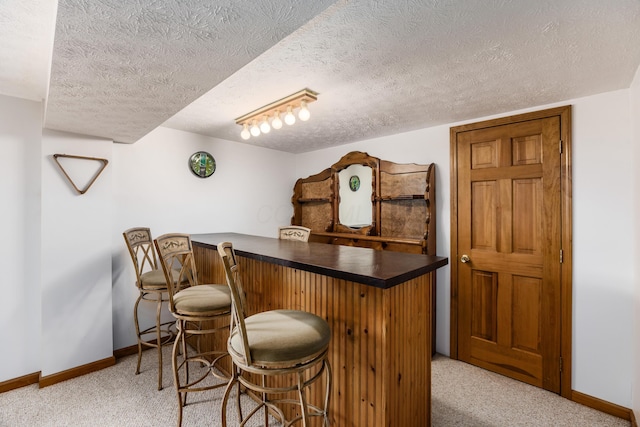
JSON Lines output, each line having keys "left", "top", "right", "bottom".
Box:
{"left": 191, "top": 232, "right": 448, "bottom": 426}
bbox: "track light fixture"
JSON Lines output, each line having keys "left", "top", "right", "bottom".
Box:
{"left": 235, "top": 89, "right": 318, "bottom": 140}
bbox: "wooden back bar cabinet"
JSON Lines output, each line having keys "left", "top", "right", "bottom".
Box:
{"left": 291, "top": 151, "right": 436, "bottom": 255}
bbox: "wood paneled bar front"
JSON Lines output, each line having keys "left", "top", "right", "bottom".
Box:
{"left": 191, "top": 233, "right": 447, "bottom": 427}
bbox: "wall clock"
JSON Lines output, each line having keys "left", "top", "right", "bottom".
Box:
{"left": 349, "top": 175, "right": 360, "bottom": 192}
{"left": 189, "top": 151, "right": 216, "bottom": 178}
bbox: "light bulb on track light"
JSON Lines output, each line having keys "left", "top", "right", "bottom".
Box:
{"left": 250, "top": 120, "right": 261, "bottom": 137}
{"left": 272, "top": 110, "right": 283, "bottom": 129}
{"left": 260, "top": 116, "right": 271, "bottom": 133}
{"left": 240, "top": 123, "right": 251, "bottom": 140}
{"left": 284, "top": 106, "right": 296, "bottom": 125}
{"left": 298, "top": 100, "right": 310, "bottom": 121}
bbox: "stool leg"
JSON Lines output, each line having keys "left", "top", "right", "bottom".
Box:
{"left": 220, "top": 368, "right": 237, "bottom": 427}
{"left": 297, "top": 371, "right": 309, "bottom": 427}
{"left": 236, "top": 367, "right": 243, "bottom": 422}
{"left": 173, "top": 320, "right": 185, "bottom": 427}
{"left": 181, "top": 322, "right": 189, "bottom": 407}
{"left": 134, "top": 292, "right": 143, "bottom": 376}
{"left": 169, "top": 314, "right": 229, "bottom": 425}
{"left": 262, "top": 375, "right": 268, "bottom": 427}
{"left": 323, "top": 359, "right": 332, "bottom": 427}
{"left": 155, "top": 292, "right": 163, "bottom": 390}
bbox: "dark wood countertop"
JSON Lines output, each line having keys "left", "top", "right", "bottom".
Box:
{"left": 191, "top": 232, "right": 448, "bottom": 289}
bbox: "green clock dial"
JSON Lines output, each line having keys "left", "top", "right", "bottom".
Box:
{"left": 349, "top": 175, "right": 360, "bottom": 192}
{"left": 189, "top": 151, "right": 216, "bottom": 178}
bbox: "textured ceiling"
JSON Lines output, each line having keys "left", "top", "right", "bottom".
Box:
{"left": 44, "top": 0, "right": 336, "bottom": 143}
{"left": 164, "top": 0, "right": 640, "bottom": 153}
{"left": 2, "top": 0, "right": 640, "bottom": 153}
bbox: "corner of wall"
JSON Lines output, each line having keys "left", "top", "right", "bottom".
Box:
{"left": 631, "top": 62, "right": 640, "bottom": 424}
{"left": 0, "top": 95, "right": 43, "bottom": 382}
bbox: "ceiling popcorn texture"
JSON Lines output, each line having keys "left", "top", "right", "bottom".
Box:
{"left": 44, "top": 0, "right": 336, "bottom": 143}
{"left": 163, "top": 0, "right": 640, "bottom": 153}
{"left": 2, "top": 0, "right": 640, "bottom": 152}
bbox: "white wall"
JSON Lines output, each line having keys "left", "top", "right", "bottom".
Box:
{"left": 40, "top": 130, "right": 114, "bottom": 376}
{"left": 0, "top": 94, "right": 42, "bottom": 382}
{"left": 571, "top": 90, "right": 634, "bottom": 407}
{"left": 111, "top": 126, "right": 296, "bottom": 350}
{"left": 630, "top": 64, "right": 640, "bottom": 422}
{"left": 296, "top": 90, "right": 636, "bottom": 408}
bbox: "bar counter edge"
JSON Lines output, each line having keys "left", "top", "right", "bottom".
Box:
{"left": 191, "top": 232, "right": 448, "bottom": 289}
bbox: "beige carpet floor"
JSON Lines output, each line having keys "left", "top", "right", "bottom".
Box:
{"left": 431, "top": 353, "right": 629, "bottom": 426}
{"left": 0, "top": 347, "right": 630, "bottom": 426}
{"left": 0, "top": 346, "right": 275, "bottom": 427}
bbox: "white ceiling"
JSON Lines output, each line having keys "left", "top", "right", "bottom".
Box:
{"left": 0, "top": 0, "right": 57, "bottom": 101}
{"left": 2, "top": 0, "right": 640, "bottom": 153}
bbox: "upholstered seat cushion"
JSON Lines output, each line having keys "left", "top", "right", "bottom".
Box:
{"left": 140, "top": 269, "right": 185, "bottom": 290}
{"left": 230, "top": 309, "right": 331, "bottom": 366}
{"left": 139, "top": 269, "right": 169, "bottom": 289}
{"left": 173, "top": 284, "right": 231, "bottom": 314}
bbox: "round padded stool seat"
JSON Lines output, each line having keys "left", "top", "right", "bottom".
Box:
{"left": 140, "top": 269, "right": 186, "bottom": 290}
{"left": 173, "top": 284, "right": 231, "bottom": 314}
{"left": 230, "top": 309, "right": 331, "bottom": 367}
{"left": 139, "top": 269, "right": 169, "bottom": 289}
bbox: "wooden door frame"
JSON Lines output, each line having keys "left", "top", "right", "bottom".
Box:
{"left": 449, "top": 105, "right": 572, "bottom": 399}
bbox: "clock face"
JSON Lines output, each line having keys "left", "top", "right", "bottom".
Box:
{"left": 349, "top": 175, "right": 360, "bottom": 192}
{"left": 189, "top": 151, "right": 216, "bottom": 178}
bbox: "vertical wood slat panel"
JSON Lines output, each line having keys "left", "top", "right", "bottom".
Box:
{"left": 194, "top": 244, "right": 432, "bottom": 426}
{"left": 369, "top": 282, "right": 380, "bottom": 425}
{"left": 383, "top": 275, "right": 431, "bottom": 427}
{"left": 359, "top": 284, "right": 369, "bottom": 426}
{"left": 192, "top": 245, "right": 231, "bottom": 374}
{"left": 336, "top": 278, "right": 347, "bottom": 426}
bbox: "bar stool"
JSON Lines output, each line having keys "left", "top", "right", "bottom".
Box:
{"left": 217, "top": 241, "right": 332, "bottom": 426}
{"left": 154, "top": 233, "right": 232, "bottom": 427}
{"left": 123, "top": 227, "right": 178, "bottom": 390}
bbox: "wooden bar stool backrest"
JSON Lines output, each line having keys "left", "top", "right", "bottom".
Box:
{"left": 278, "top": 225, "right": 311, "bottom": 242}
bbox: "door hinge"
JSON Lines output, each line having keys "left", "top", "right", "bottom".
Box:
{"left": 560, "top": 356, "right": 563, "bottom": 373}
{"left": 560, "top": 249, "right": 563, "bottom": 263}
{"left": 559, "top": 139, "right": 563, "bottom": 154}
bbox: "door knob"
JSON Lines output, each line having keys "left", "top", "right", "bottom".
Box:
{"left": 460, "top": 254, "right": 471, "bottom": 263}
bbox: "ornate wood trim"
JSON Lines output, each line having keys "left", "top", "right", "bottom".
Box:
{"left": 291, "top": 168, "right": 334, "bottom": 232}
{"left": 331, "top": 151, "right": 380, "bottom": 236}
{"left": 292, "top": 151, "right": 436, "bottom": 255}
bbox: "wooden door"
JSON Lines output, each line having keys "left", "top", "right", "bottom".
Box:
{"left": 451, "top": 107, "right": 572, "bottom": 395}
